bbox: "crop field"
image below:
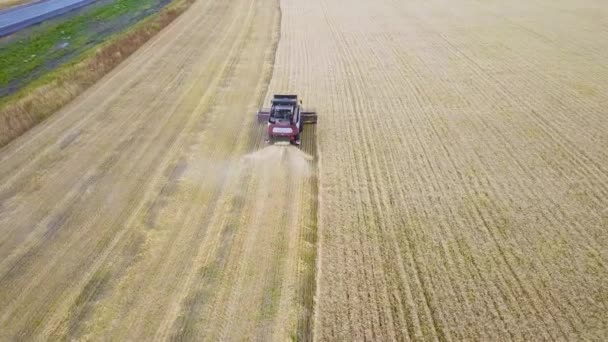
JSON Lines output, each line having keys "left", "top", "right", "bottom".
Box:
{"left": 0, "top": 0, "right": 318, "bottom": 339}
{"left": 0, "top": 0, "right": 176, "bottom": 96}
{"left": 272, "top": 0, "right": 607, "bottom": 339}
{"left": 0, "top": 0, "right": 607, "bottom": 340}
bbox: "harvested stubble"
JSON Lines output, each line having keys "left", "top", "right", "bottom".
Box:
{"left": 0, "top": 0, "right": 196, "bottom": 147}
{"left": 0, "top": 0, "right": 318, "bottom": 339}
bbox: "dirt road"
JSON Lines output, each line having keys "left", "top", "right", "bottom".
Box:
{"left": 269, "top": 0, "right": 608, "bottom": 340}
{"left": 0, "top": 0, "right": 317, "bottom": 339}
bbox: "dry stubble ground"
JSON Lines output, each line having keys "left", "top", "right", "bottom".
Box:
{"left": 266, "top": 0, "right": 608, "bottom": 339}
{"left": 1, "top": 0, "right": 608, "bottom": 340}
{"left": 0, "top": 0, "right": 318, "bottom": 339}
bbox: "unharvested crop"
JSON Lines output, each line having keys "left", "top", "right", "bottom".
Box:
{"left": 269, "top": 0, "right": 608, "bottom": 340}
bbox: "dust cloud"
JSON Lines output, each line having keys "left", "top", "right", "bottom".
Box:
{"left": 243, "top": 145, "right": 313, "bottom": 179}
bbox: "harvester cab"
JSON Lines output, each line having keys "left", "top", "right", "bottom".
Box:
{"left": 257, "top": 94, "right": 316, "bottom": 145}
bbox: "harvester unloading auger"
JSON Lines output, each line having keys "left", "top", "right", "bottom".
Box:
{"left": 257, "top": 94, "right": 317, "bottom": 145}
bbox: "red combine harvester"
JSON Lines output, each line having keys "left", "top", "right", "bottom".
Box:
{"left": 257, "top": 94, "right": 317, "bottom": 145}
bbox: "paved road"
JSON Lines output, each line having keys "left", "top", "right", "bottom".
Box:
{"left": 0, "top": 0, "right": 96, "bottom": 37}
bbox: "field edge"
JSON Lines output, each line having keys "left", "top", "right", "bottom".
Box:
{"left": 0, "top": 0, "right": 195, "bottom": 148}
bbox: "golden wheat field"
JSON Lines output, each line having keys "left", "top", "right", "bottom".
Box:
{"left": 0, "top": 0, "right": 607, "bottom": 340}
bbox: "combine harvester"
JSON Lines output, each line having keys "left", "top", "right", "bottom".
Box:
{"left": 257, "top": 94, "right": 316, "bottom": 145}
